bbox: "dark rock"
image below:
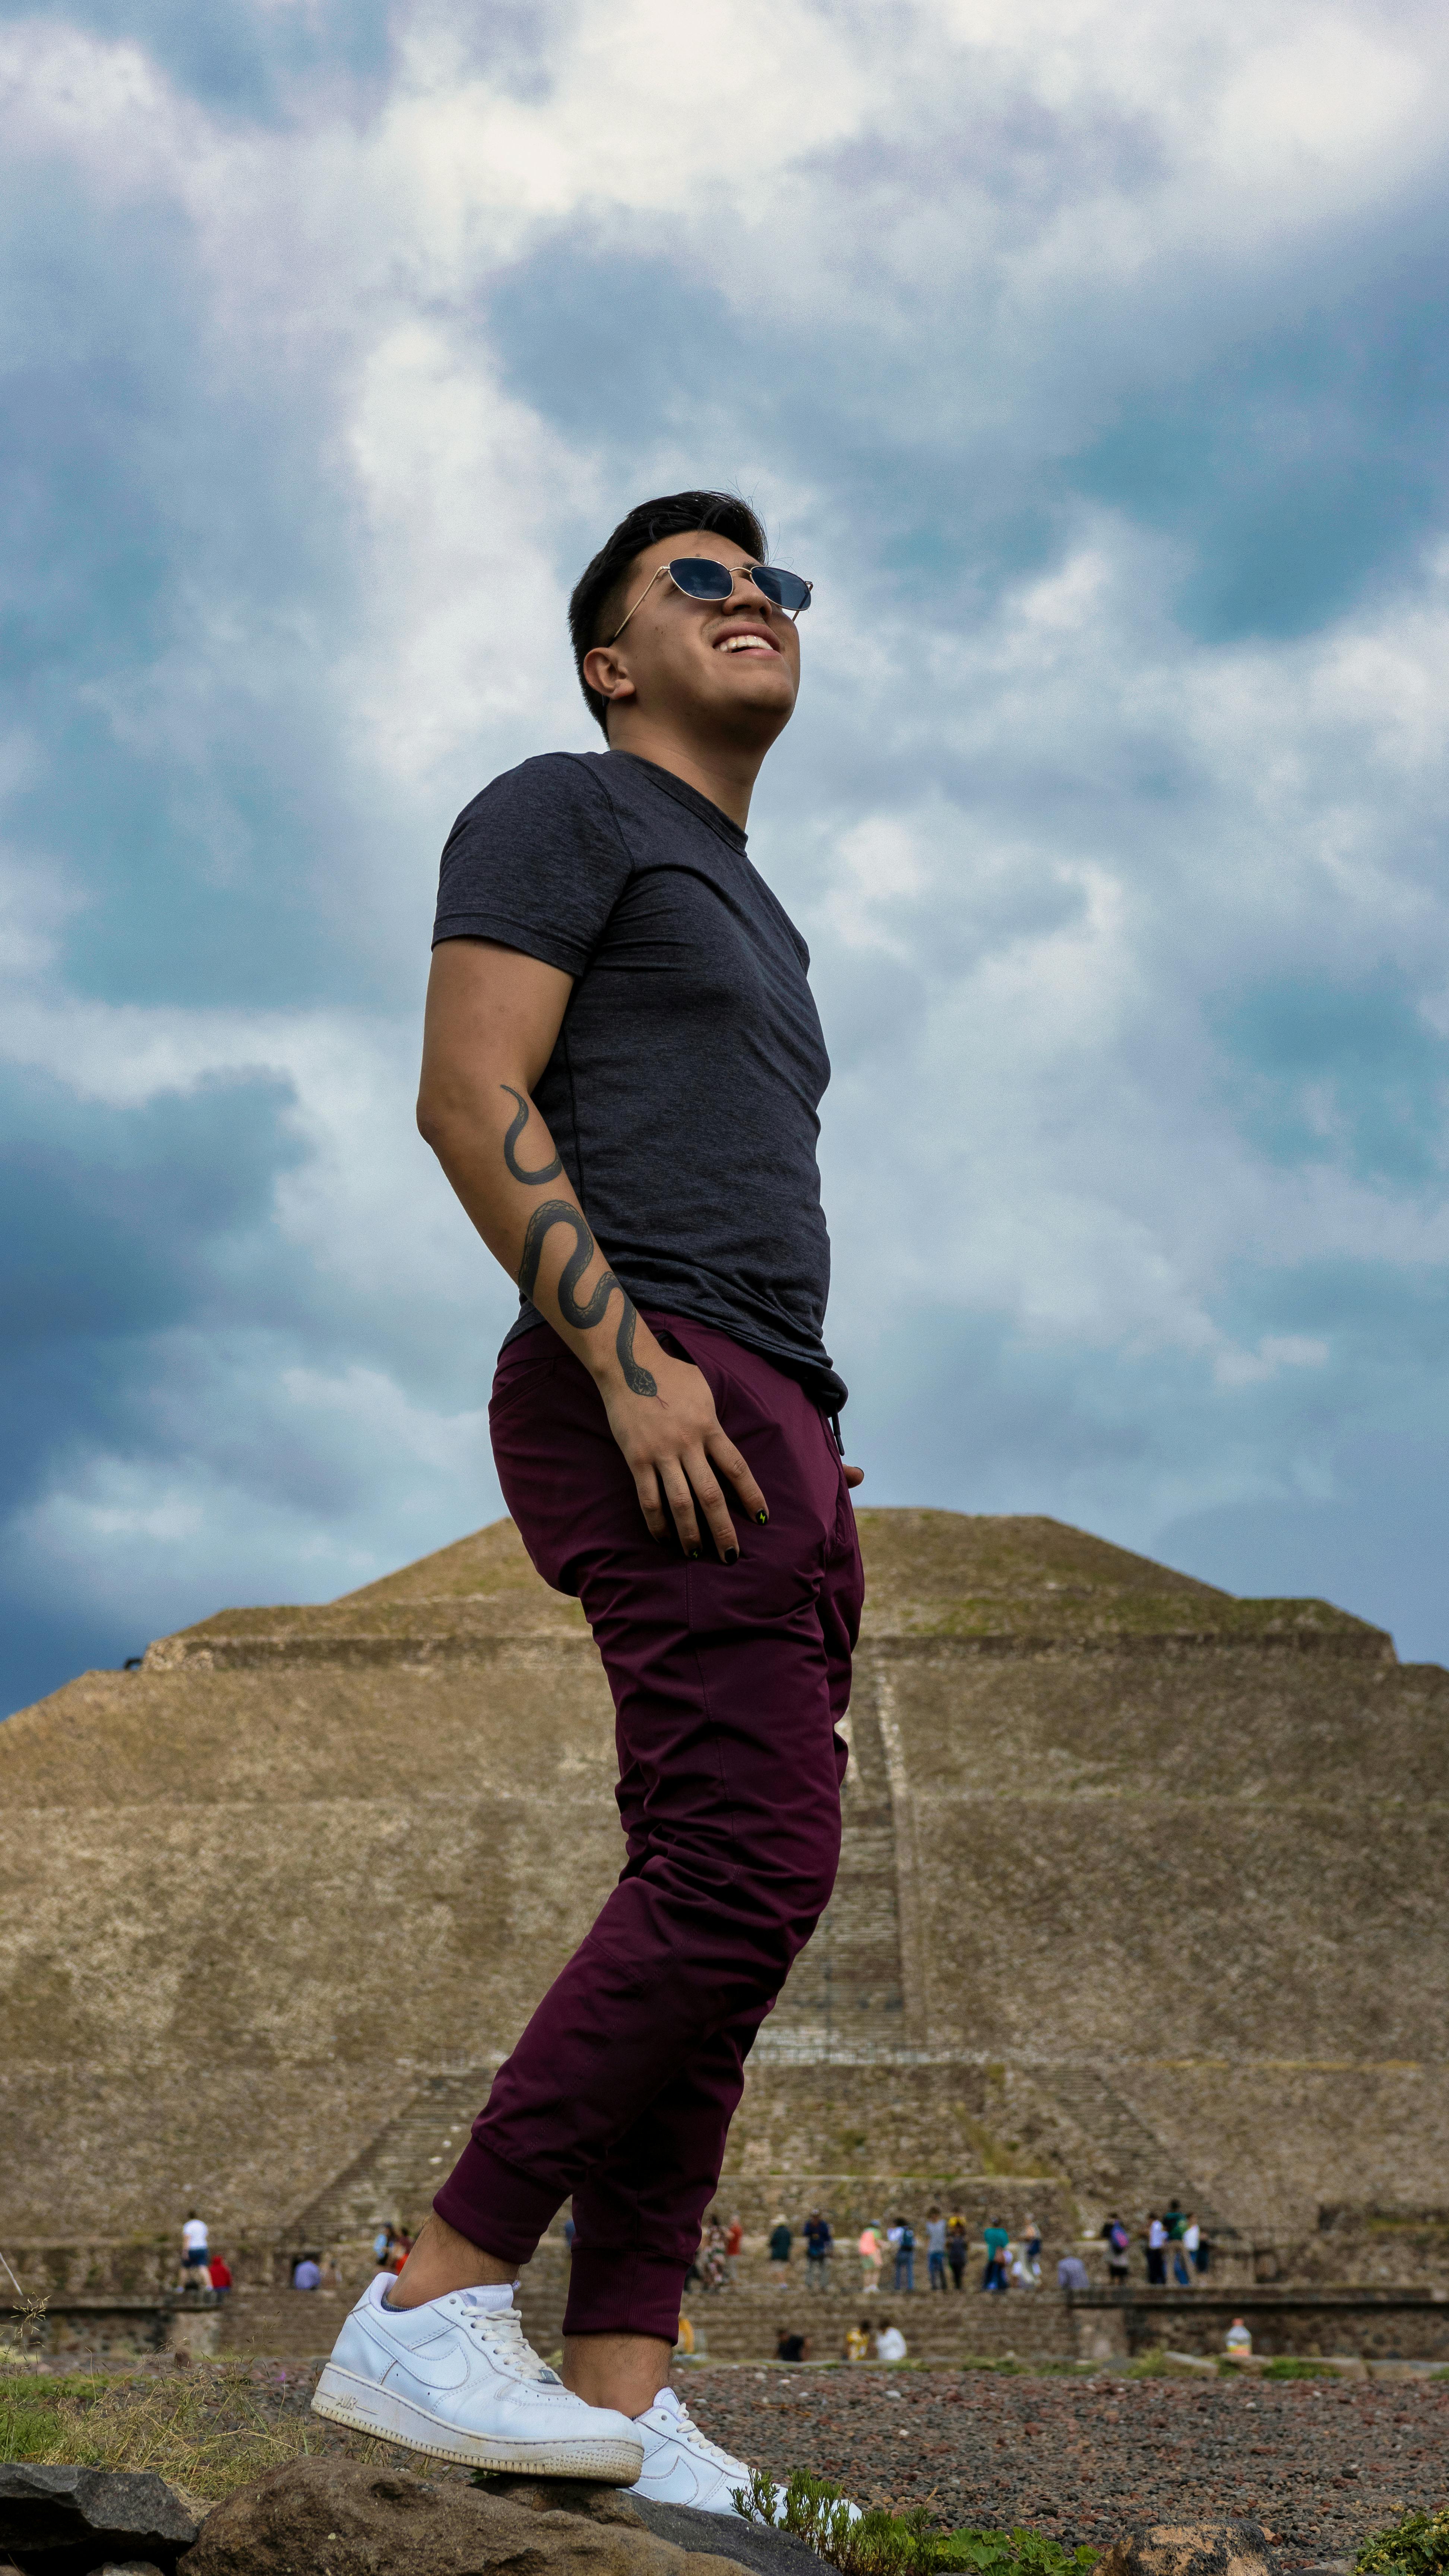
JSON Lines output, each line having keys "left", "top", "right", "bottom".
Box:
{"left": 629, "top": 2499, "right": 825, "bottom": 2576}
{"left": 1095, "top": 2524, "right": 1273, "bottom": 2576}
{"left": 0, "top": 2465, "right": 198, "bottom": 2576}
{"left": 476, "top": 2484, "right": 823, "bottom": 2576}
{"left": 178, "top": 2457, "right": 758, "bottom": 2576}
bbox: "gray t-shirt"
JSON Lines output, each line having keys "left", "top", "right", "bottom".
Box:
{"left": 433, "top": 750, "right": 845, "bottom": 1411}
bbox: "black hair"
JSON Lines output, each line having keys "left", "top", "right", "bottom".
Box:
{"left": 568, "top": 489, "right": 768, "bottom": 739}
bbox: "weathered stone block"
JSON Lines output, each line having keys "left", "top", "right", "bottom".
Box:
{"left": 1095, "top": 2525, "right": 1271, "bottom": 2576}
{"left": 177, "top": 2459, "right": 758, "bottom": 2576}
{"left": 0, "top": 2463, "right": 198, "bottom": 2575}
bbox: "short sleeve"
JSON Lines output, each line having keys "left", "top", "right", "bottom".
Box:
{"left": 432, "top": 753, "right": 633, "bottom": 975}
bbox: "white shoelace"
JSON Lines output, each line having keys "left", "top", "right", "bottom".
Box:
{"left": 459, "top": 2301, "right": 561, "bottom": 2384}
{"left": 658, "top": 2399, "right": 746, "bottom": 2471}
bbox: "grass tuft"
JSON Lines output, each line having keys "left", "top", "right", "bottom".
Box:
{"left": 0, "top": 2364, "right": 386, "bottom": 2503}
{"left": 731, "top": 2467, "right": 1097, "bottom": 2576}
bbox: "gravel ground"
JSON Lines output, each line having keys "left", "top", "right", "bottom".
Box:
{"left": 682, "top": 2366, "right": 1449, "bottom": 2567}
{"left": 12, "top": 2356, "right": 1447, "bottom": 2572}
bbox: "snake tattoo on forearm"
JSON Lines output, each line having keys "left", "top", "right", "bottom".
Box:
{"left": 500, "top": 1083, "right": 563, "bottom": 1184}
{"left": 504, "top": 1088, "right": 657, "bottom": 1397}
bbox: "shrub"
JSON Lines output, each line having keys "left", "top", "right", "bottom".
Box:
{"left": 1354, "top": 2509, "right": 1449, "bottom": 2576}
{"left": 1262, "top": 2358, "right": 1334, "bottom": 2380}
{"left": 733, "top": 2469, "right": 1096, "bottom": 2576}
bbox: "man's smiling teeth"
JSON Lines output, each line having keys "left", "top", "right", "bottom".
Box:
{"left": 717, "top": 633, "right": 775, "bottom": 652}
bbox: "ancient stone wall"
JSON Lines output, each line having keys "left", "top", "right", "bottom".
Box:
{"left": 3, "top": 1510, "right": 1445, "bottom": 2274}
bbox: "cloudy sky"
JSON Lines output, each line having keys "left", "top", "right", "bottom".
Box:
{"left": 4, "top": 0, "right": 1449, "bottom": 1715}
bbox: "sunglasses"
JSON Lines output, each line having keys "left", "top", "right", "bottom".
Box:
{"left": 609, "top": 557, "right": 813, "bottom": 642}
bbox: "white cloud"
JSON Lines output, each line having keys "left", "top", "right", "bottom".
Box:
{"left": 4, "top": 0, "right": 1449, "bottom": 1687}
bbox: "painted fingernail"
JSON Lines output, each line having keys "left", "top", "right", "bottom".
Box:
{"left": 688, "top": 1547, "right": 702, "bottom": 1560}
{"left": 724, "top": 1548, "right": 739, "bottom": 1566}
{"left": 756, "top": 1510, "right": 769, "bottom": 1524}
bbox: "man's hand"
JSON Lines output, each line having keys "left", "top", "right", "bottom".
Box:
{"left": 601, "top": 1341, "right": 768, "bottom": 1558}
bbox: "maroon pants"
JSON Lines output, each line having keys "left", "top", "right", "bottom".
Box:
{"left": 433, "top": 1311, "right": 863, "bottom": 2341}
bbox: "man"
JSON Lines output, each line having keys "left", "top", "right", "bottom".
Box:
{"left": 1145, "top": 2212, "right": 1168, "bottom": 2285}
{"left": 803, "top": 2210, "right": 833, "bottom": 2289}
{"left": 314, "top": 494, "right": 863, "bottom": 2510}
{"left": 925, "top": 2206, "right": 947, "bottom": 2292}
{"left": 890, "top": 2217, "right": 915, "bottom": 2293}
{"left": 945, "top": 2212, "right": 968, "bottom": 2292}
{"left": 1056, "top": 2251, "right": 1090, "bottom": 2292}
{"left": 177, "top": 2212, "right": 210, "bottom": 2294}
{"left": 982, "top": 2218, "right": 1009, "bottom": 2293}
{"left": 1101, "top": 2212, "right": 1130, "bottom": 2287}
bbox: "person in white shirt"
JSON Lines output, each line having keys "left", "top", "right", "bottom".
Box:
{"left": 875, "top": 2319, "right": 908, "bottom": 2362}
{"left": 1146, "top": 2212, "right": 1168, "bottom": 2286}
{"left": 1183, "top": 2215, "right": 1201, "bottom": 2283}
{"left": 178, "top": 2212, "right": 211, "bottom": 2293}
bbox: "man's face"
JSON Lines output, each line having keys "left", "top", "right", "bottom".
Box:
{"left": 585, "top": 529, "right": 801, "bottom": 745}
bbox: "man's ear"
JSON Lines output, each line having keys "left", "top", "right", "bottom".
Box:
{"left": 583, "top": 643, "right": 636, "bottom": 712}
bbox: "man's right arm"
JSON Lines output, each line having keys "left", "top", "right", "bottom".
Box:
{"left": 416, "top": 937, "right": 768, "bottom": 1557}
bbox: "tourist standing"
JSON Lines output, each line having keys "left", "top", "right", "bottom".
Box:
{"left": 1101, "top": 2213, "right": 1130, "bottom": 2287}
{"left": 1022, "top": 2214, "right": 1043, "bottom": 2283}
{"left": 1166, "top": 2200, "right": 1191, "bottom": 2286}
{"left": 858, "top": 2222, "right": 882, "bottom": 2291}
{"left": 892, "top": 2217, "right": 916, "bottom": 2293}
{"left": 724, "top": 2215, "right": 743, "bottom": 2283}
{"left": 946, "top": 2212, "right": 968, "bottom": 2291}
{"left": 177, "top": 2212, "right": 211, "bottom": 2293}
{"left": 803, "top": 2210, "right": 833, "bottom": 2290}
{"left": 701, "top": 2221, "right": 729, "bottom": 2291}
{"left": 1145, "top": 2213, "right": 1167, "bottom": 2285}
{"left": 982, "top": 2218, "right": 1009, "bottom": 2292}
{"left": 769, "top": 2215, "right": 794, "bottom": 2266}
{"left": 926, "top": 2206, "right": 947, "bottom": 2292}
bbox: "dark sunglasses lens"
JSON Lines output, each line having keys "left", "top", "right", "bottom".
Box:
{"left": 751, "top": 566, "right": 811, "bottom": 614}
{"left": 670, "top": 559, "right": 734, "bottom": 600}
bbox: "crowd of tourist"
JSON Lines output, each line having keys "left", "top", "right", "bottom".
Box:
{"left": 178, "top": 2193, "right": 1214, "bottom": 2321}
{"left": 696, "top": 2196, "right": 1214, "bottom": 2296}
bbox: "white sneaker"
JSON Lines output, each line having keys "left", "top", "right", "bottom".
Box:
{"left": 630, "top": 2384, "right": 786, "bottom": 2516}
{"left": 311, "top": 2277, "right": 644, "bottom": 2480}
